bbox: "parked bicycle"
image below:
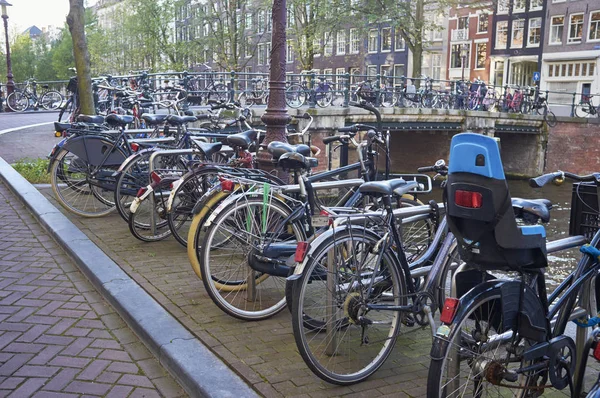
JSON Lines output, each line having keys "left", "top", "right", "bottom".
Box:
{"left": 575, "top": 94, "right": 600, "bottom": 118}
{"left": 6, "top": 79, "right": 64, "bottom": 112}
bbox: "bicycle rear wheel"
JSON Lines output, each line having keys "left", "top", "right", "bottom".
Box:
{"left": 128, "top": 185, "right": 173, "bottom": 242}
{"left": 6, "top": 91, "right": 28, "bottom": 112}
{"left": 575, "top": 103, "right": 590, "bottom": 118}
{"left": 286, "top": 84, "right": 306, "bottom": 108}
{"left": 545, "top": 108, "right": 557, "bottom": 127}
{"left": 291, "top": 226, "right": 405, "bottom": 385}
{"left": 41, "top": 90, "right": 64, "bottom": 110}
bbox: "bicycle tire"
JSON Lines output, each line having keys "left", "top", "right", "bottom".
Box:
{"left": 200, "top": 196, "right": 306, "bottom": 320}
{"left": 545, "top": 109, "right": 558, "bottom": 127}
{"left": 286, "top": 84, "right": 306, "bottom": 108}
{"left": 41, "top": 90, "right": 64, "bottom": 110}
{"left": 50, "top": 147, "right": 118, "bottom": 217}
{"left": 113, "top": 152, "right": 151, "bottom": 223}
{"left": 6, "top": 91, "right": 28, "bottom": 112}
{"left": 427, "top": 293, "right": 535, "bottom": 397}
{"left": 291, "top": 225, "right": 405, "bottom": 385}
{"left": 128, "top": 185, "right": 173, "bottom": 242}
{"left": 58, "top": 97, "right": 73, "bottom": 122}
{"left": 575, "top": 103, "right": 590, "bottom": 118}
{"left": 208, "top": 83, "right": 229, "bottom": 103}
{"left": 316, "top": 86, "right": 333, "bottom": 108}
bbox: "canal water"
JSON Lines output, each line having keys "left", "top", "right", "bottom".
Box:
{"left": 421, "top": 179, "right": 590, "bottom": 286}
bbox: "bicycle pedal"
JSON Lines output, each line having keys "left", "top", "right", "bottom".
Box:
{"left": 402, "top": 314, "right": 415, "bottom": 327}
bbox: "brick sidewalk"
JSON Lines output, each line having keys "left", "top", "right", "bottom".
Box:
{"left": 0, "top": 182, "right": 185, "bottom": 397}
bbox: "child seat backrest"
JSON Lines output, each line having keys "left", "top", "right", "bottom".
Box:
{"left": 445, "top": 133, "right": 547, "bottom": 270}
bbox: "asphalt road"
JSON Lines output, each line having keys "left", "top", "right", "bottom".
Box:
{"left": 0, "top": 112, "right": 61, "bottom": 164}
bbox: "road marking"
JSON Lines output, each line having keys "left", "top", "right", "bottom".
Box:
{"left": 0, "top": 122, "right": 54, "bottom": 136}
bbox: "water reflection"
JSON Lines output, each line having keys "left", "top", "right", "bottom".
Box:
{"left": 419, "top": 179, "right": 582, "bottom": 285}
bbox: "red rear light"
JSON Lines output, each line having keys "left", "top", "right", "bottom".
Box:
{"left": 150, "top": 171, "right": 161, "bottom": 184}
{"left": 594, "top": 341, "right": 600, "bottom": 362}
{"left": 295, "top": 241, "right": 309, "bottom": 262}
{"left": 137, "top": 187, "right": 148, "bottom": 197}
{"left": 221, "top": 179, "right": 234, "bottom": 192}
{"left": 131, "top": 142, "right": 140, "bottom": 152}
{"left": 440, "top": 297, "right": 460, "bottom": 325}
{"left": 455, "top": 190, "right": 483, "bottom": 209}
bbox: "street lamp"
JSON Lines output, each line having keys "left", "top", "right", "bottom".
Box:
{"left": 1, "top": 0, "right": 14, "bottom": 109}
{"left": 460, "top": 43, "right": 468, "bottom": 82}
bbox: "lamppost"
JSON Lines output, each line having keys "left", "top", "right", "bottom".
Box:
{"left": 258, "top": 0, "right": 290, "bottom": 172}
{"left": 460, "top": 43, "right": 468, "bottom": 82}
{"left": 1, "top": 0, "right": 14, "bottom": 109}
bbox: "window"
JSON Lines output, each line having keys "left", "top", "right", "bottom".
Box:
{"left": 395, "top": 29, "right": 405, "bottom": 51}
{"left": 368, "top": 29, "right": 378, "bottom": 53}
{"left": 550, "top": 16, "right": 564, "bottom": 44}
{"left": 431, "top": 54, "right": 442, "bottom": 80}
{"left": 323, "top": 68, "right": 332, "bottom": 76}
{"left": 245, "top": 36, "right": 251, "bottom": 58}
{"left": 511, "top": 19, "right": 525, "bottom": 48}
{"left": 265, "top": 43, "right": 271, "bottom": 63}
{"left": 528, "top": 18, "right": 541, "bottom": 46}
{"left": 513, "top": 0, "right": 525, "bottom": 12}
{"left": 313, "top": 37, "right": 320, "bottom": 57}
{"left": 266, "top": 11, "right": 272, "bottom": 32}
{"left": 589, "top": 11, "right": 600, "bottom": 41}
{"left": 497, "top": 0, "right": 509, "bottom": 13}
{"left": 367, "top": 65, "right": 378, "bottom": 77}
{"left": 530, "top": 0, "right": 543, "bottom": 10}
{"left": 458, "top": 16, "right": 469, "bottom": 30}
{"left": 245, "top": 13, "right": 252, "bottom": 30}
{"left": 478, "top": 13, "right": 488, "bottom": 33}
{"left": 568, "top": 14, "right": 584, "bottom": 43}
{"left": 393, "top": 64, "right": 405, "bottom": 83}
{"left": 350, "top": 29, "right": 360, "bottom": 54}
{"left": 257, "top": 43, "right": 265, "bottom": 65}
{"left": 286, "top": 40, "right": 294, "bottom": 63}
{"left": 324, "top": 32, "right": 333, "bottom": 56}
{"left": 350, "top": 67, "right": 360, "bottom": 84}
{"left": 450, "top": 44, "right": 470, "bottom": 68}
{"left": 475, "top": 43, "right": 486, "bottom": 69}
{"left": 257, "top": 11, "right": 265, "bottom": 33}
{"left": 337, "top": 30, "right": 346, "bottom": 55}
{"left": 496, "top": 21, "right": 508, "bottom": 49}
{"left": 286, "top": 9, "right": 294, "bottom": 27}
{"left": 381, "top": 27, "right": 392, "bottom": 51}
{"left": 335, "top": 68, "right": 345, "bottom": 83}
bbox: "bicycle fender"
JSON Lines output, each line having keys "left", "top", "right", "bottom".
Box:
{"left": 47, "top": 138, "right": 68, "bottom": 173}
{"left": 438, "top": 279, "right": 548, "bottom": 342}
{"left": 190, "top": 184, "right": 226, "bottom": 215}
{"left": 117, "top": 147, "right": 155, "bottom": 172}
{"left": 62, "top": 135, "right": 127, "bottom": 167}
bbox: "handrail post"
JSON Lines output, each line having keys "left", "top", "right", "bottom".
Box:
{"left": 571, "top": 91, "right": 577, "bottom": 117}
{"left": 374, "top": 73, "right": 381, "bottom": 107}
{"left": 343, "top": 72, "right": 350, "bottom": 107}
{"left": 230, "top": 71, "right": 236, "bottom": 103}
{"left": 398, "top": 75, "right": 406, "bottom": 108}
{"left": 309, "top": 71, "right": 316, "bottom": 108}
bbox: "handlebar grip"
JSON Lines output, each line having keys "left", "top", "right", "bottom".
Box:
{"left": 417, "top": 166, "right": 437, "bottom": 173}
{"left": 529, "top": 172, "right": 563, "bottom": 188}
{"left": 323, "top": 136, "right": 342, "bottom": 144}
{"left": 337, "top": 126, "right": 356, "bottom": 133}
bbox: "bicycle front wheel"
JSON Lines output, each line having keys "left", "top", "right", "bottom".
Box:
{"left": 41, "top": 90, "right": 64, "bottom": 110}
{"left": 291, "top": 226, "right": 405, "bottom": 385}
{"left": 427, "top": 293, "right": 534, "bottom": 397}
{"left": 545, "top": 109, "right": 558, "bottom": 127}
{"left": 575, "top": 103, "right": 590, "bottom": 118}
{"left": 6, "top": 91, "right": 29, "bottom": 112}
{"left": 286, "top": 84, "right": 306, "bottom": 108}
{"left": 200, "top": 196, "right": 305, "bottom": 320}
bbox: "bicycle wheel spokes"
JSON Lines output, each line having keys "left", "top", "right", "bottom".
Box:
{"left": 200, "top": 197, "right": 302, "bottom": 320}
{"left": 129, "top": 188, "right": 172, "bottom": 242}
{"left": 293, "top": 228, "right": 403, "bottom": 384}
{"left": 51, "top": 149, "right": 115, "bottom": 217}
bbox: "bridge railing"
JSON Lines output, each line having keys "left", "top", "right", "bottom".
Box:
{"left": 3, "top": 71, "right": 598, "bottom": 118}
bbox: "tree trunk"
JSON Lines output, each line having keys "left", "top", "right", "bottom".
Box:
{"left": 67, "top": 0, "right": 95, "bottom": 115}
{"left": 412, "top": 0, "right": 424, "bottom": 83}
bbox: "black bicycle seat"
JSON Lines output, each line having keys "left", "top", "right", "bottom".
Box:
{"left": 141, "top": 114, "right": 168, "bottom": 126}
{"left": 194, "top": 141, "right": 223, "bottom": 160}
{"left": 267, "top": 141, "right": 311, "bottom": 160}
{"left": 227, "top": 130, "right": 257, "bottom": 149}
{"left": 167, "top": 115, "right": 197, "bottom": 126}
{"left": 105, "top": 114, "right": 134, "bottom": 126}
{"left": 512, "top": 198, "right": 552, "bottom": 223}
{"left": 77, "top": 115, "right": 105, "bottom": 124}
{"left": 358, "top": 179, "right": 411, "bottom": 196}
{"left": 277, "top": 152, "right": 317, "bottom": 170}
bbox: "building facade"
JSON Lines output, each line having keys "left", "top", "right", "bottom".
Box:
{"left": 490, "top": 0, "right": 546, "bottom": 87}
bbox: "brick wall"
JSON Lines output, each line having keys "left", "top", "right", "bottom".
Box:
{"left": 546, "top": 120, "right": 600, "bottom": 175}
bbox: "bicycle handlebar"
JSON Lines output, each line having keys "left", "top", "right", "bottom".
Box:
{"left": 529, "top": 171, "right": 600, "bottom": 187}
{"left": 338, "top": 124, "right": 377, "bottom": 133}
{"left": 417, "top": 159, "right": 448, "bottom": 174}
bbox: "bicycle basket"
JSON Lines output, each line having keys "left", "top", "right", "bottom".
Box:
{"left": 569, "top": 182, "right": 600, "bottom": 240}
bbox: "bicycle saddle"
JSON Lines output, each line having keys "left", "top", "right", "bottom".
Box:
{"left": 77, "top": 114, "right": 105, "bottom": 124}
{"left": 105, "top": 114, "right": 134, "bottom": 126}
{"left": 512, "top": 198, "right": 552, "bottom": 224}
{"left": 267, "top": 141, "right": 311, "bottom": 160}
{"left": 277, "top": 152, "right": 318, "bottom": 171}
{"left": 166, "top": 115, "right": 197, "bottom": 126}
{"left": 193, "top": 141, "right": 223, "bottom": 160}
{"left": 358, "top": 179, "right": 416, "bottom": 196}
{"left": 227, "top": 130, "right": 257, "bottom": 149}
{"left": 141, "top": 114, "right": 168, "bottom": 126}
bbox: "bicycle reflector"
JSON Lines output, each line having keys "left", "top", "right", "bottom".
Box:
{"left": 136, "top": 187, "right": 148, "bottom": 197}
{"left": 594, "top": 341, "right": 600, "bottom": 361}
{"left": 295, "top": 241, "right": 309, "bottom": 263}
{"left": 150, "top": 171, "right": 162, "bottom": 184}
{"left": 130, "top": 142, "right": 140, "bottom": 152}
{"left": 220, "top": 178, "right": 234, "bottom": 192}
{"left": 455, "top": 190, "right": 483, "bottom": 209}
{"left": 440, "top": 297, "right": 460, "bottom": 325}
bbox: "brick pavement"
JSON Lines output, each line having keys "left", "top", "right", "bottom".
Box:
{"left": 0, "top": 182, "right": 185, "bottom": 398}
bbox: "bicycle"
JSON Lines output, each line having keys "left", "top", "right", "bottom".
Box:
{"left": 575, "top": 95, "right": 600, "bottom": 118}
{"left": 427, "top": 133, "right": 599, "bottom": 397}
{"left": 238, "top": 77, "right": 268, "bottom": 107}
{"left": 6, "top": 79, "right": 64, "bottom": 112}
{"left": 188, "top": 64, "right": 229, "bottom": 105}
{"left": 286, "top": 73, "right": 335, "bottom": 108}
{"left": 531, "top": 90, "right": 558, "bottom": 127}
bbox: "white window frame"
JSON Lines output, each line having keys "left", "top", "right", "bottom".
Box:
{"left": 257, "top": 43, "right": 265, "bottom": 65}
{"left": 368, "top": 29, "right": 378, "bottom": 53}
{"left": 568, "top": 13, "right": 584, "bottom": 44}
{"left": 497, "top": 0, "right": 509, "bottom": 14}
{"left": 245, "top": 36, "right": 252, "bottom": 58}
{"left": 527, "top": 17, "right": 542, "bottom": 47}
{"left": 530, "top": 0, "right": 543, "bottom": 11}
{"left": 257, "top": 10, "right": 265, "bottom": 33}
{"left": 393, "top": 64, "right": 405, "bottom": 84}
{"left": 324, "top": 32, "right": 333, "bottom": 56}
{"left": 336, "top": 30, "right": 346, "bottom": 55}
{"left": 395, "top": 28, "right": 405, "bottom": 51}
{"left": 349, "top": 29, "right": 360, "bottom": 54}
{"left": 477, "top": 13, "right": 488, "bottom": 34}
{"left": 286, "top": 40, "right": 294, "bottom": 63}
{"left": 475, "top": 43, "right": 486, "bottom": 69}
{"left": 511, "top": 19, "right": 525, "bottom": 48}
{"left": 549, "top": 15, "right": 564, "bottom": 45}
{"left": 552, "top": 0, "right": 565, "bottom": 3}
{"left": 381, "top": 27, "right": 392, "bottom": 52}
{"left": 589, "top": 10, "right": 600, "bottom": 42}
{"left": 513, "top": 0, "right": 525, "bottom": 13}
{"left": 245, "top": 13, "right": 252, "bottom": 30}
{"left": 496, "top": 21, "right": 508, "bottom": 49}
{"left": 335, "top": 67, "right": 345, "bottom": 84}
{"left": 313, "top": 37, "right": 321, "bottom": 57}
{"left": 367, "top": 65, "right": 378, "bottom": 77}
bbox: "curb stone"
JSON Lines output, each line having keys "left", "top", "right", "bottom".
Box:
{"left": 0, "top": 156, "right": 259, "bottom": 398}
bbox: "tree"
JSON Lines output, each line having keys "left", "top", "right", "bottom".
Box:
{"left": 67, "top": 0, "right": 95, "bottom": 115}
{"left": 10, "top": 35, "right": 36, "bottom": 82}
{"left": 356, "top": 0, "right": 458, "bottom": 79}
{"left": 51, "top": 27, "right": 75, "bottom": 79}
